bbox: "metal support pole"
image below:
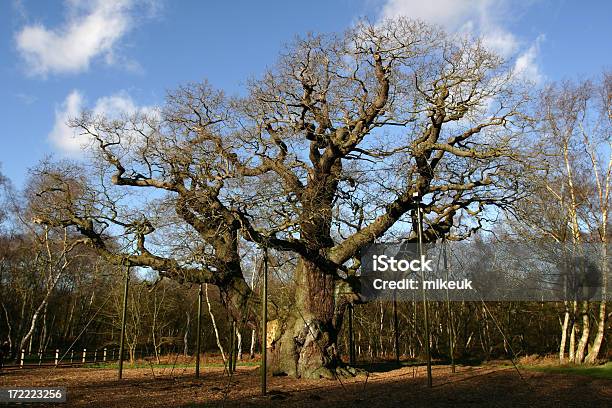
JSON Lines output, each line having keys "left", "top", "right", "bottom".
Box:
{"left": 348, "top": 303, "right": 355, "bottom": 366}
{"left": 261, "top": 246, "right": 268, "bottom": 396}
{"left": 229, "top": 320, "right": 235, "bottom": 374}
{"left": 393, "top": 293, "right": 400, "bottom": 365}
{"left": 443, "top": 242, "right": 455, "bottom": 373}
{"left": 195, "top": 283, "right": 203, "bottom": 378}
{"left": 414, "top": 192, "right": 432, "bottom": 387}
{"left": 118, "top": 266, "right": 130, "bottom": 379}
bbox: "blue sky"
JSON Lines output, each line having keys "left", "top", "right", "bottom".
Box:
{"left": 0, "top": 0, "right": 610, "bottom": 188}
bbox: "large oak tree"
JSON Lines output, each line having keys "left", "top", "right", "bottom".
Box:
{"left": 32, "top": 19, "right": 529, "bottom": 378}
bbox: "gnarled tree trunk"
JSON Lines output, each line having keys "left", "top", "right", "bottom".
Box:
{"left": 268, "top": 258, "right": 348, "bottom": 379}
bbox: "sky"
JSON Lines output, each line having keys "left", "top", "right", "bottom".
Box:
{"left": 0, "top": 0, "right": 610, "bottom": 189}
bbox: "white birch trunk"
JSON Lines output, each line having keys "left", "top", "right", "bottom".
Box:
{"left": 236, "top": 329, "right": 242, "bottom": 361}
{"left": 205, "top": 284, "right": 226, "bottom": 363}
{"left": 249, "top": 329, "right": 256, "bottom": 359}
{"left": 559, "top": 306, "right": 570, "bottom": 362}
{"left": 575, "top": 301, "right": 590, "bottom": 362}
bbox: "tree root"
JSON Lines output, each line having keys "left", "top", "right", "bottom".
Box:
{"left": 308, "top": 365, "right": 367, "bottom": 379}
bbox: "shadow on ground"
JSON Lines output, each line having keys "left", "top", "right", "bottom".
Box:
{"left": 1, "top": 364, "right": 610, "bottom": 407}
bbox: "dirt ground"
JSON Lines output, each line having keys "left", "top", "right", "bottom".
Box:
{"left": 1, "top": 363, "right": 610, "bottom": 407}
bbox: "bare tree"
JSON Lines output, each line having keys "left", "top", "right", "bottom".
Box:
{"left": 517, "top": 73, "right": 610, "bottom": 363}
{"left": 16, "top": 226, "right": 85, "bottom": 355}
{"left": 31, "top": 19, "right": 530, "bottom": 378}
{"left": 0, "top": 167, "right": 8, "bottom": 229}
{"left": 584, "top": 72, "right": 611, "bottom": 363}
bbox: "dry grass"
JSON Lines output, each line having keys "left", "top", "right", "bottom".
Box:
{"left": 1, "top": 363, "right": 610, "bottom": 407}
{"left": 517, "top": 354, "right": 560, "bottom": 366}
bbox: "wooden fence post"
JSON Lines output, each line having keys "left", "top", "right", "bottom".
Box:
{"left": 103, "top": 348, "right": 107, "bottom": 362}
{"left": 70, "top": 350, "right": 74, "bottom": 365}
{"left": 20, "top": 349, "right": 25, "bottom": 368}
{"left": 55, "top": 349, "right": 59, "bottom": 367}
{"left": 94, "top": 349, "right": 97, "bottom": 363}
{"left": 82, "top": 349, "right": 87, "bottom": 364}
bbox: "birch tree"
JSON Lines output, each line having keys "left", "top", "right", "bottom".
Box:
{"left": 519, "top": 74, "right": 610, "bottom": 363}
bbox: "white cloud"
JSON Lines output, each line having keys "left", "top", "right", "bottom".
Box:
{"left": 479, "top": 25, "right": 518, "bottom": 58}
{"left": 15, "top": 0, "right": 153, "bottom": 76}
{"left": 49, "top": 90, "right": 85, "bottom": 154}
{"left": 381, "top": 0, "right": 483, "bottom": 30}
{"left": 379, "top": 0, "right": 537, "bottom": 62}
{"left": 513, "top": 35, "right": 545, "bottom": 84}
{"left": 50, "top": 90, "right": 156, "bottom": 156}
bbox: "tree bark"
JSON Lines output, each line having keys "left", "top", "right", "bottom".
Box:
{"left": 575, "top": 301, "right": 590, "bottom": 362}
{"left": 586, "top": 247, "right": 607, "bottom": 363}
{"left": 236, "top": 329, "right": 242, "bottom": 361}
{"left": 1, "top": 302, "right": 12, "bottom": 357}
{"left": 568, "top": 303, "right": 577, "bottom": 362}
{"left": 39, "top": 303, "right": 48, "bottom": 353}
{"left": 268, "top": 258, "right": 348, "bottom": 379}
{"left": 586, "top": 212, "right": 609, "bottom": 363}
{"left": 183, "top": 312, "right": 190, "bottom": 357}
{"left": 586, "top": 301, "right": 607, "bottom": 363}
{"left": 205, "top": 284, "right": 226, "bottom": 363}
{"left": 249, "top": 329, "right": 256, "bottom": 359}
{"left": 559, "top": 305, "right": 570, "bottom": 363}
